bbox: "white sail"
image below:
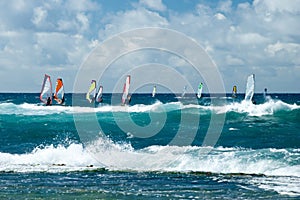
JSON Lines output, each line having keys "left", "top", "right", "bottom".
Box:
{"left": 121, "top": 75, "right": 131, "bottom": 105}
{"left": 152, "top": 86, "right": 156, "bottom": 97}
{"left": 181, "top": 85, "right": 187, "bottom": 97}
{"left": 40, "top": 74, "right": 52, "bottom": 105}
{"left": 197, "top": 82, "right": 203, "bottom": 99}
{"left": 96, "top": 85, "right": 103, "bottom": 103}
{"left": 245, "top": 74, "right": 255, "bottom": 101}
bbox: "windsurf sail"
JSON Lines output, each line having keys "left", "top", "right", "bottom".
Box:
{"left": 121, "top": 75, "right": 131, "bottom": 105}
{"left": 245, "top": 74, "right": 255, "bottom": 101}
{"left": 96, "top": 85, "right": 103, "bottom": 103}
{"left": 181, "top": 85, "right": 187, "bottom": 97}
{"left": 53, "top": 78, "right": 65, "bottom": 104}
{"left": 86, "top": 80, "right": 97, "bottom": 103}
{"left": 40, "top": 74, "right": 52, "bottom": 105}
{"left": 152, "top": 86, "right": 156, "bottom": 97}
{"left": 197, "top": 82, "right": 203, "bottom": 98}
{"left": 232, "top": 85, "right": 237, "bottom": 98}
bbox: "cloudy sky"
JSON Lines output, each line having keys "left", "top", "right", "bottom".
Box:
{"left": 0, "top": 0, "right": 299, "bottom": 93}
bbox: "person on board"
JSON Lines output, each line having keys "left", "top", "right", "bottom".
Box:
{"left": 263, "top": 88, "right": 267, "bottom": 101}
{"left": 46, "top": 97, "right": 52, "bottom": 106}
{"left": 127, "top": 95, "right": 131, "bottom": 104}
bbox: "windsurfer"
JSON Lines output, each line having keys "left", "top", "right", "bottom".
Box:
{"left": 263, "top": 88, "right": 267, "bottom": 101}
{"left": 127, "top": 95, "right": 131, "bottom": 104}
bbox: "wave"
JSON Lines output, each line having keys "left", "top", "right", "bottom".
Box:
{"left": 1, "top": 138, "right": 299, "bottom": 177}
{"left": 0, "top": 98, "right": 299, "bottom": 117}
{"left": 1, "top": 137, "right": 299, "bottom": 196}
{"left": 183, "top": 99, "right": 300, "bottom": 116}
{"left": 0, "top": 143, "right": 101, "bottom": 173}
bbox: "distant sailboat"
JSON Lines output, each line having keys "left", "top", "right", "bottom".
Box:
{"left": 197, "top": 82, "right": 203, "bottom": 99}
{"left": 181, "top": 85, "right": 187, "bottom": 97}
{"left": 121, "top": 75, "right": 131, "bottom": 105}
{"left": 245, "top": 74, "right": 255, "bottom": 102}
{"left": 40, "top": 74, "right": 53, "bottom": 106}
{"left": 86, "top": 80, "right": 97, "bottom": 103}
{"left": 152, "top": 86, "right": 156, "bottom": 97}
{"left": 96, "top": 85, "right": 103, "bottom": 103}
{"left": 53, "top": 78, "right": 65, "bottom": 104}
{"left": 263, "top": 88, "right": 267, "bottom": 100}
{"left": 232, "top": 85, "right": 237, "bottom": 98}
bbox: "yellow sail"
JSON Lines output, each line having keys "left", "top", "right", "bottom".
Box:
{"left": 86, "top": 80, "right": 97, "bottom": 103}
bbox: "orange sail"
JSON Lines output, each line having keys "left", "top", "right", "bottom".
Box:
{"left": 53, "top": 78, "right": 65, "bottom": 104}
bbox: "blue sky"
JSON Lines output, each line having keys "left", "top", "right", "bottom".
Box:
{"left": 0, "top": 0, "right": 299, "bottom": 93}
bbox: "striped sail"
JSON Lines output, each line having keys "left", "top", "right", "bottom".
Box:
{"left": 53, "top": 78, "right": 65, "bottom": 104}
{"left": 40, "top": 74, "right": 52, "bottom": 104}
{"left": 86, "top": 80, "right": 97, "bottom": 103}
{"left": 121, "top": 75, "right": 131, "bottom": 105}
{"left": 96, "top": 85, "right": 103, "bottom": 103}
{"left": 245, "top": 74, "right": 255, "bottom": 101}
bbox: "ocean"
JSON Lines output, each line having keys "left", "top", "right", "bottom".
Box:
{"left": 0, "top": 93, "right": 299, "bottom": 199}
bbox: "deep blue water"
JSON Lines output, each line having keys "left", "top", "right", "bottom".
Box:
{"left": 0, "top": 93, "right": 299, "bottom": 199}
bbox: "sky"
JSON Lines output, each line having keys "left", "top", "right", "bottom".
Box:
{"left": 0, "top": 0, "right": 299, "bottom": 93}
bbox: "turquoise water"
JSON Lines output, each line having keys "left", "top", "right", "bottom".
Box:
{"left": 0, "top": 93, "right": 299, "bottom": 199}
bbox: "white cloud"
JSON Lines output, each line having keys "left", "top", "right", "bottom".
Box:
{"left": 254, "top": 0, "right": 300, "bottom": 13}
{"left": 236, "top": 32, "right": 269, "bottom": 45}
{"left": 214, "top": 13, "right": 226, "bottom": 20}
{"left": 217, "top": 0, "right": 232, "bottom": 13}
{"left": 32, "top": 6, "right": 47, "bottom": 26}
{"left": 99, "top": 8, "right": 168, "bottom": 40}
{"left": 64, "top": 0, "right": 99, "bottom": 12}
{"left": 0, "top": 1, "right": 299, "bottom": 92}
{"left": 265, "top": 42, "right": 300, "bottom": 56}
{"left": 226, "top": 55, "right": 244, "bottom": 66}
{"left": 139, "top": 0, "right": 166, "bottom": 12}
{"left": 76, "top": 13, "right": 89, "bottom": 32}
